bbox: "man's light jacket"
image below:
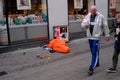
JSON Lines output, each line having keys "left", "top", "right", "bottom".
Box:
{"left": 81, "top": 12, "right": 110, "bottom": 39}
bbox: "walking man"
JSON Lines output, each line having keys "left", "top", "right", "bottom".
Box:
{"left": 81, "top": 5, "right": 110, "bottom": 75}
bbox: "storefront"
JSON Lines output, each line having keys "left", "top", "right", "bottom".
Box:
{"left": 68, "top": 0, "right": 119, "bottom": 36}
{"left": 0, "top": 0, "right": 95, "bottom": 47}
{"left": 0, "top": 0, "right": 48, "bottom": 46}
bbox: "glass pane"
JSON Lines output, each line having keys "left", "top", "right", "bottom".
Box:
{"left": 0, "top": 0, "right": 8, "bottom": 46}
{"left": 68, "top": 0, "right": 88, "bottom": 21}
{"left": 8, "top": 0, "right": 48, "bottom": 44}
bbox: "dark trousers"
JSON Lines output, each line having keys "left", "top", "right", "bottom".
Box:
{"left": 88, "top": 39, "right": 100, "bottom": 70}
{"left": 112, "top": 49, "right": 120, "bottom": 69}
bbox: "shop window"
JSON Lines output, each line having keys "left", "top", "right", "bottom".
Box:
{"left": 7, "top": 0, "right": 48, "bottom": 44}
{"left": 8, "top": 0, "right": 47, "bottom": 26}
{"left": 68, "top": 0, "right": 88, "bottom": 21}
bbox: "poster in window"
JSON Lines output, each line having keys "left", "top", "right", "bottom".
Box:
{"left": 109, "top": 0, "right": 116, "bottom": 9}
{"left": 17, "top": 0, "right": 31, "bottom": 10}
{"left": 74, "top": 0, "right": 83, "bottom": 9}
{"left": 53, "top": 26, "right": 69, "bottom": 42}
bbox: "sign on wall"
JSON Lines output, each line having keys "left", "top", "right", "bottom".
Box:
{"left": 53, "top": 26, "right": 69, "bottom": 42}
{"left": 17, "top": 0, "right": 31, "bottom": 10}
{"left": 74, "top": 0, "right": 83, "bottom": 9}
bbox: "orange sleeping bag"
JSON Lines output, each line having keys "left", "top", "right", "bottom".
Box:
{"left": 53, "top": 43, "right": 70, "bottom": 53}
{"left": 47, "top": 39, "right": 70, "bottom": 53}
{"left": 47, "top": 39, "right": 65, "bottom": 48}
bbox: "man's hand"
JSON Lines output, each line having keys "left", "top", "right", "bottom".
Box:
{"left": 85, "top": 21, "right": 90, "bottom": 28}
{"left": 105, "top": 37, "right": 110, "bottom": 41}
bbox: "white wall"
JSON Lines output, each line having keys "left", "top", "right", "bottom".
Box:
{"left": 47, "top": 0, "right": 68, "bottom": 39}
{"left": 95, "top": 0, "right": 108, "bottom": 19}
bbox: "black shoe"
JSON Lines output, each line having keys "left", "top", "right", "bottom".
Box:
{"left": 96, "top": 63, "right": 100, "bottom": 67}
{"left": 49, "top": 49, "right": 55, "bottom": 53}
{"left": 88, "top": 68, "right": 94, "bottom": 75}
{"left": 107, "top": 68, "right": 117, "bottom": 73}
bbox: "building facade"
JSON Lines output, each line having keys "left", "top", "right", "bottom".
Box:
{"left": 0, "top": 0, "right": 118, "bottom": 48}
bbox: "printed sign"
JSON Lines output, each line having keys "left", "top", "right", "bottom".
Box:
{"left": 53, "top": 26, "right": 69, "bottom": 42}
{"left": 74, "top": 0, "right": 83, "bottom": 9}
{"left": 109, "top": 0, "right": 116, "bottom": 9}
{"left": 17, "top": 0, "right": 31, "bottom": 10}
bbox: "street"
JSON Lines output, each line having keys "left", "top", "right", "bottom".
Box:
{"left": 0, "top": 36, "right": 120, "bottom": 80}
{"left": 0, "top": 0, "right": 119, "bottom": 80}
